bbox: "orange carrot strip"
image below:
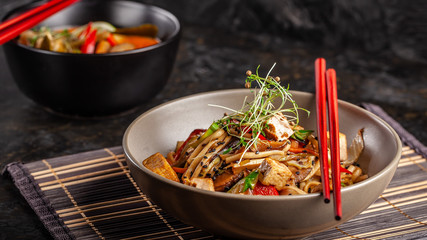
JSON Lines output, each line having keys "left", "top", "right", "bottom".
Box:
{"left": 288, "top": 147, "right": 319, "bottom": 156}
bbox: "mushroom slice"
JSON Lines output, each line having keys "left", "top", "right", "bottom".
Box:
{"left": 342, "top": 128, "right": 365, "bottom": 167}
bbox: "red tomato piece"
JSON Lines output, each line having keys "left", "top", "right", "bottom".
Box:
{"left": 253, "top": 182, "right": 279, "bottom": 195}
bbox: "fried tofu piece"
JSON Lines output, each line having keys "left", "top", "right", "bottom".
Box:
{"left": 259, "top": 158, "right": 294, "bottom": 190}
{"left": 327, "top": 132, "right": 348, "bottom": 161}
{"left": 264, "top": 113, "right": 294, "bottom": 141}
{"left": 189, "top": 177, "right": 215, "bottom": 191}
{"left": 143, "top": 152, "right": 180, "bottom": 182}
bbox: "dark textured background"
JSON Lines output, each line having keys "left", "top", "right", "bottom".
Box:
{"left": 0, "top": 0, "right": 426, "bottom": 239}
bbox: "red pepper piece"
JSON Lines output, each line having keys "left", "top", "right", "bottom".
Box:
{"left": 78, "top": 22, "right": 92, "bottom": 39}
{"left": 241, "top": 126, "right": 252, "bottom": 133}
{"left": 80, "top": 29, "right": 97, "bottom": 54}
{"left": 253, "top": 182, "right": 279, "bottom": 195}
{"left": 106, "top": 33, "right": 116, "bottom": 46}
{"left": 173, "top": 129, "right": 205, "bottom": 163}
{"left": 340, "top": 166, "right": 352, "bottom": 175}
{"left": 238, "top": 124, "right": 268, "bottom": 141}
{"left": 258, "top": 134, "right": 267, "bottom": 140}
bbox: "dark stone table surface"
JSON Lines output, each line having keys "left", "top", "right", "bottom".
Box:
{"left": 0, "top": 0, "right": 425, "bottom": 239}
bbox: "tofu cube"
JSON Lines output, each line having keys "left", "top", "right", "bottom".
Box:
{"left": 143, "top": 152, "right": 180, "bottom": 182}
{"left": 259, "top": 158, "right": 294, "bottom": 190}
{"left": 327, "top": 132, "right": 348, "bottom": 161}
{"left": 190, "top": 177, "right": 215, "bottom": 191}
{"left": 264, "top": 113, "right": 294, "bottom": 141}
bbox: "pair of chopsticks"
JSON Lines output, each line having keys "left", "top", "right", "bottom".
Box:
{"left": 0, "top": 0, "right": 79, "bottom": 45}
{"left": 315, "top": 58, "right": 342, "bottom": 220}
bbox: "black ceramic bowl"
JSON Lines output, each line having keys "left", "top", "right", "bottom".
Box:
{"left": 2, "top": 0, "right": 180, "bottom": 117}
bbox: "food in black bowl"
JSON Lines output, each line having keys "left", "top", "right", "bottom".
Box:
{"left": 2, "top": 0, "right": 181, "bottom": 117}
{"left": 17, "top": 21, "right": 161, "bottom": 54}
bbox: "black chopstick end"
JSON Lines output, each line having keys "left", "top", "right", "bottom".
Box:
{"left": 335, "top": 215, "right": 342, "bottom": 221}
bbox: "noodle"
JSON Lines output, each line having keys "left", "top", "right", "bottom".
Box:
{"left": 225, "top": 150, "right": 286, "bottom": 163}
{"left": 170, "top": 127, "right": 367, "bottom": 195}
{"left": 143, "top": 67, "right": 367, "bottom": 196}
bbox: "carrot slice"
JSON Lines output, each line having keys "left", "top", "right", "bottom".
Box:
{"left": 113, "top": 33, "right": 159, "bottom": 49}
{"left": 173, "top": 167, "right": 188, "bottom": 174}
{"left": 95, "top": 40, "right": 111, "bottom": 54}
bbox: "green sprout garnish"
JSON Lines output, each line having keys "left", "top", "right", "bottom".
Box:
{"left": 209, "top": 63, "right": 309, "bottom": 161}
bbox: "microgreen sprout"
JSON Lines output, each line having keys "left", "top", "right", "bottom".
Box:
{"left": 209, "top": 63, "right": 309, "bottom": 161}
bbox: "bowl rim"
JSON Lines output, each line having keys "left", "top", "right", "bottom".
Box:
{"left": 123, "top": 88, "right": 402, "bottom": 201}
{"left": 2, "top": 0, "right": 181, "bottom": 56}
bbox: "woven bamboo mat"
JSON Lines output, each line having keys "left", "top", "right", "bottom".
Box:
{"left": 3, "top": 103, "right": 427, "bottom": 239}
{"left": 5, "top": 145, "right": 427, "bottom": 240}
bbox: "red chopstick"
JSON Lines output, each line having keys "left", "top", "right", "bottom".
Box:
{"left": 315, "top": 58, "right": 331, "bottom": 203}
{"left": 315, "top": 58, "right": 342, "bottom": 220}
{"left": 0, "top": 0, "right": 79, "bottom": 45}
{"left": 326, "top": 68, "right": 342, "bottom": 220}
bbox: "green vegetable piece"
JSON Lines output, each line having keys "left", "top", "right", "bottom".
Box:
{"left": 242, "top": 170, "right": 260, "bottom": 192}
{"left": 292, "top": 129, "right": 314, "bottom": 141}
{"left": 29, "top": 35, "right": 38, "bottom": 46}
{"left": 188, "top": 122, "right": 221, "bottom": 149}
{"left": 204, "top": 122, "right": 220, "bottom": 137}
{"left": 199, "top": 122, "right": 220, "bottom": 141}
{"left": 91, "top": 21, "right": 116, "bottom": 32}
{"left": 115, "top": 24, "right": 158, "bottom": 38}
{"left": 58, "top": 29, "right": 71, "bottom": 38}
{"left": 222, "top": 147, "right": 232, "bottom": 154}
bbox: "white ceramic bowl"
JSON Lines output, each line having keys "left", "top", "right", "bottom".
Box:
{"left": 123, "top": 89, "right": 401, "bottom": 239}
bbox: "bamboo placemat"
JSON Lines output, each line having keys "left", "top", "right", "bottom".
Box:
{"left": 3, "top": 104, "right": 427, "bottom": 240}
